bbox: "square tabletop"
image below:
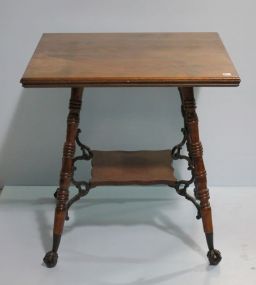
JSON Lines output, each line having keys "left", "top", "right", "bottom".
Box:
{"left": 20, "top": 33, "right": 240, "bottom": 87}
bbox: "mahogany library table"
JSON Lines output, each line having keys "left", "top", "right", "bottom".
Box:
{"left": 20, "top": 33, "right": 240, "bottom": 268}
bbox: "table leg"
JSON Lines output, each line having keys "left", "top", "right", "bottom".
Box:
{"left": 179, "top": 87, "right": 222, "bottom": 265}
{"left": 43, "top": 87, "right": 84, "bottom": 268}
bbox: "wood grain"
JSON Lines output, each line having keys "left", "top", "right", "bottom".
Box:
{"left": 90, "top": 150, "right": 176, "bottom": 187}
{"left": 179, "top": 87, "right": 212, "bottom": 233}
{"left": 54, "top": 87, "right": 83, "bottom": 234}
{"left": 21, "top": 33, "right": 240, "bottom": 87}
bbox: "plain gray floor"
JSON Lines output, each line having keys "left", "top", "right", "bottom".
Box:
{"left": 0, "top": 186, "right": 255, "bottom": 285}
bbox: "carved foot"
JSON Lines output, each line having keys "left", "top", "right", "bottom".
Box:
{"left": 207, "top": 249, "right": 222, "bottom": 265}
{"left": 43, "top": 251, "right": 58, "bottom": 268}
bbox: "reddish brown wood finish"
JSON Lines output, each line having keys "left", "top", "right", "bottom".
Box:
{"left": 22, "top": 33, "right": 235, "bottom": 267}
{"left": 90, "top": 150, "right": 176, "bottom": 187}
{"left": 179, "top": 87, "right": 222, "bottom": 264}
{"left": 20, "top": 33, "right": 240, "bottom": 87}
{"left": 54, "top": 88, "right": 83, "bottom": 234}
{"left": 179, "top": 87, "right": 212, "bottom": 233}
{"left": 44, "top": 88, "right": 84, "bottom": 267}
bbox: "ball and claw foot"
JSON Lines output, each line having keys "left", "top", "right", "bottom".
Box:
{"left": 207, "top": 249, "right": 222, "bottom": 265}
{"left": 43, "top": 251, "right": 58, "bottom": 268}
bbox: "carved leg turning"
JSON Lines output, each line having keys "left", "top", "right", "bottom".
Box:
{"left": 43, "top": 87, "right": 83, "bottom": 268}
{"left": 179, "top": 87, "right": 222, "bottom": 265}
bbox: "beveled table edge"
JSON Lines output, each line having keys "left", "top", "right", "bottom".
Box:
{"left": 20, "top": 77, "right": 241, "bottom": 88}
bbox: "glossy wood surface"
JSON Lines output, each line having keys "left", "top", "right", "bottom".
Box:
{"left": 90, "top": 150, "right": 176, "bottom": 187}
{"left": 21, "top": 33, "right": 240, "bottom": 87}
{"left": 44, "top": 87, "right": 84, "bottom": 268}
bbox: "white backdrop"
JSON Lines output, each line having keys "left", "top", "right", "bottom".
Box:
{"left": 0, "top": 0, "right": 254, "bottom": 186}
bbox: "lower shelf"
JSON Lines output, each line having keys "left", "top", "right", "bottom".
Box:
{"left": 90, "top": 150, "right": 177, "bottom": 187}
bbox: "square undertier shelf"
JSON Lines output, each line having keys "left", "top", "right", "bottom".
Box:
{"left": 90, "top": 150, "right": 177, "bottom": 187}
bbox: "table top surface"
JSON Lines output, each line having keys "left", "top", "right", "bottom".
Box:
{"left": 21, "top": 33, "right": 240, "bottom": 87}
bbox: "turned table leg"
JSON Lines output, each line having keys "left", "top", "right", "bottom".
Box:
{"left": 179, "top": 87, "right": 222, "bottom": 265}
{"left": 43, "top": 87, "right": 83, "bottom": 268}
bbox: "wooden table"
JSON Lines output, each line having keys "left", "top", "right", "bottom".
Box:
{"left": 20, "top": 33, "right": 240, "bottom": 268}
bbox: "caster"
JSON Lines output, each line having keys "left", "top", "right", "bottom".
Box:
{"left": 43, "top": 251, "right": 58, "bottom": 268}
{"left": 207, "top": 249, "right": 222, "bottom": 265}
